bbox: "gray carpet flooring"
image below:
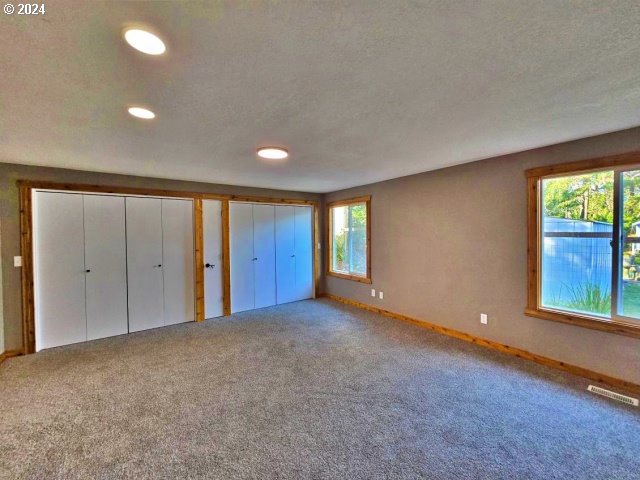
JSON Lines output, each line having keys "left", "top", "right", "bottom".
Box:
{"left": 0, "top": 299, "right": 638, "bottom": 479}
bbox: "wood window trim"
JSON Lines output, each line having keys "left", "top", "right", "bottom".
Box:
{"left": 18, "top": 180, "right": 321, "bottom": 354}
{"left": 326, "top": 195, "right": 372, "bottom": 284}
{"left": 525, "top": 151, "right": 640, "bottom": 339}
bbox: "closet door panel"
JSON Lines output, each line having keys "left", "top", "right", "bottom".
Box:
{"left": 275, "top": 205, "right": 297, "bottom": 304}
{"left": 84, "top": 195, "right": 128, "bottom": 341}
{"left": 230, "top": 202, "right": 255, "bottom": 313}
{"left": 294, "top": 206, "right": 313, "bottom": 301}
{"left": 203, "top": 200, "right": 223, "bottom": 319}
{"left": 33, "top": 192, "right": 86, "bottom": 350}
{"left": 162, "top": 199, "right": 195, "bottom": 326}
{"left": 253, "top": 204, "right": 276, "bottom": 309}
{"left": 126, "top": 197, "right": 164, "bottom": 332}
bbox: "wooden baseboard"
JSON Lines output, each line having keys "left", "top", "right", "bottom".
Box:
{"left": 321, "top": 293, "right": 640, "bottom": 396}
{"left": 0, "top": 350, "right": 22, "bottom": 365}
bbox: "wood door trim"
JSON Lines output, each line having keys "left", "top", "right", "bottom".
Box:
{"left": 221, "top": 200, "right": 231, "bottom": 316}
{"left": 194, "top": 199, "right": 204, "bottom": 322}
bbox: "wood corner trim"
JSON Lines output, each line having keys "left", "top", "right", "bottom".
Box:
{"left": 323, "top": 293, "right": 640, "bottom": 396}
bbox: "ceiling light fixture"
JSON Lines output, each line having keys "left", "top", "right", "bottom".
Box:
{"left": 123, "top": 28, "right": 166, "bottom": 55}
{"left": 257, "top": 147, "right": 289, "bottom": 160}
{"left": 128, "top": 106, "right": 156, "bottom": 119}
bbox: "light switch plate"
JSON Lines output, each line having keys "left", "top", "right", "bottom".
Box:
{"left": 371, "top": 289, "right": 376, "bottom": 297}
{"left": 480, "top": 313, "right": 488, "bottom": 324}
{"left": 379, "top": 291, "right": 384, "bottom": 299}
{"left": 14, "top": 256, "right": 22, "bottom": 267}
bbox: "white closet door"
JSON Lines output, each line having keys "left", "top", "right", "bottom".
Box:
{"left": 253, "top": 204, "right": 276, "bottom": 309}
{"left": 162, "top": 199, "right": 195, "bottom": 326}
{"left": 126, "top": 197, "right": 164, "bottom": 332}
{"left": 294, "top": 206, "right": 314, "bottom": 301}
{"left": 275, "top": 205, "right": 297, "bottom": 304}
{"left": 203, "top": 200, "right": 223, "bottom": 319}
{"left": 84, "top": 195, "right": 128, "bottom": 341}
{"left": 33, "top": 192, "right": 86, "bottom": 351}
{"left": 230, "top": 202, "right": 255, "bottom": 313}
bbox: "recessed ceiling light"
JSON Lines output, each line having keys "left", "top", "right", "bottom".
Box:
{"left": 123, "top": 28, "right": 166, "bottom": 55}
{"left": 128, "top": 107, "right": 156, "bottom": 119}
{"left": 257, "top": 147, "right": 289, "bottom": 160}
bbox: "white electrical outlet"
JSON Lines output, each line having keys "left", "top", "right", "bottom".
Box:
{"left": 371, "top": 289, "right": 376, "bottom": 297}
{"left": 14, "top": 256, "right": 22, "bottom": 267}
{"left": 480, "top": 313, "right": 488, "bottom": 324}
{"left": 379, "top": 291, "right": 384, "bottom": 299}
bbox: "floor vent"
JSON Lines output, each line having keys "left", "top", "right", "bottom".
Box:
{"left": 587, "top": 385, "right": 639, "bottom": 406}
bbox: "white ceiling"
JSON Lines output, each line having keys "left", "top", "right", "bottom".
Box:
{"left": 1, "top": 1, "right": 640, "bottom": 193}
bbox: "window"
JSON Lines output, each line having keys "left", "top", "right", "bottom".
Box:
{"left": 526, "top": 153, "right": 640, "bottom": 337}
{"left": 327, "top": 196, "right": 371, "bottom": 283}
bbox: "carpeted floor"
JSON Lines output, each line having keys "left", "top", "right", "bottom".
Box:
{"left": 0, "top": 299, "right": 638, "bottom": 479}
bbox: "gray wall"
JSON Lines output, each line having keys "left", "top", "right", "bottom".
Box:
{"left": 0, "top": 163, "right": 321, "bottom": 352}
{"left": 324, "top": 127, "right": 640, "bottom": 385}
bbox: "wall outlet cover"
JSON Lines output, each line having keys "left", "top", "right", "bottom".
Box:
{"left": 14, "top": 256, "right": 22, "bottom": 267}
{"left": 480, "top": 313, "right": 488, "bottom": 324}
{"left": 379, "top": 291, "right": 384, "bottom": 299}
{"left": 371, "top": 289, "right": 376, "bottom": 297}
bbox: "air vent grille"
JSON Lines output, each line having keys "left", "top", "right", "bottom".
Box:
{"left": 587, "top": 385, "right": 639, "bottom": 406}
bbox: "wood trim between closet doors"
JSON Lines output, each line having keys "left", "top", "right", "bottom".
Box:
{"left": 221, "top": 200, "right": 232, "bottom": 316}
{"left": 194, "top": 199, "right": 205, "bottom": 322}
{"left": 18, "top": 181, "right": 320, "bottom": 355}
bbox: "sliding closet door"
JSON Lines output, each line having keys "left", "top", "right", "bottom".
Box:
{"left": 230, "top": 202, "right": 255, "bottom": 313}
{"left": 84, "top": 195, "right": 128, "bottom": 341}
{"left": 294, "top": 206, "right": 314, "bottom": 301}
{"left": 275, "top": 206, "right": 297, "bottom": 304}
{"left": 203, "top": 199, "right": 223, "bottom": 319}
{"left": 253, "top": 204, "right": 276, "bottom": 309}
{"left": 126, "top": 197, "right": 164, "bottom": 332}
{"left": 33, "top": 192, "right": 86, "bottom": 351}
{"left": 162, "top": 199, "right": 195, "bottom": 326}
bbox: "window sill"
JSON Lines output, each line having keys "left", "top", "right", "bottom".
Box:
{"left": 524, "top": 307, "right": 640, "bottom": 339}
{"left": 327, "top": 271, "right": 372, "bottom": 284}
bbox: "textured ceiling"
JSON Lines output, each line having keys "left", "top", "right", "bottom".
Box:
{"left": 1, "top": 1, "right": 640, "bottom": 193}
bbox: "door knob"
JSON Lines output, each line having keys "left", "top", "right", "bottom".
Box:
{"left": 252, "top": 257, "right": 258, "bottom": 261}
{"left": 205, "top": 263, "right": 215, "bottom": 268}
{"left": 155, "top": 264, "right": 162, "bottom": 268}
{"left": 290, "top": 254, "right": 295, "bottom": 258}
{"left": 85, "top": 269, "right": 91, "bottom": 273}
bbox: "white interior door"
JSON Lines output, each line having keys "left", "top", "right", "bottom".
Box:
{"left": 33, "top": 192, "right": 86, "bottom": 350}
{"left": 84, "top": 195, "right": 128, "bottom": 341}
{"left": 203, "top": 199, "right": 223, "bottom": 319}
{"left": 230, "top": 202, "right": 255, "bottom": 313}
{"left": 126, "top": 197, "right": 164, "bottom": 332}
{"left": 162, "top": 199, "right": 195, "bottom": 326}
{"left": 294, "top": 206, "right": 314, "bottom": 301}
{"left": 275, "top": 205, "right": 297, "bottom": 304}
{"left": 253, "top": 204, "right": 276, "bottom": 309}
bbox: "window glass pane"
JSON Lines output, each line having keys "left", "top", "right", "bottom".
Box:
{"left": 541, "top": 171, "right": 613, "bottom": 317}
{"left": 619, "top": 170, "right": 640, "bottom": 319}
{"left": 332, "top": 206, "right": 349, "bottom": 273}
{"left": 330, "top": 202, "right": 367, "bottom": 277}
{"left": 349, "top": 203, "right": 367, "bottom": 275}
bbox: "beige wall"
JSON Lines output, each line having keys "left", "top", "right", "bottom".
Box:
{"left": 0, "top": 163, "right": 321, "bottom": 352}
{"left": 324, "top": 127, "right": 640, "bottom": 384}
